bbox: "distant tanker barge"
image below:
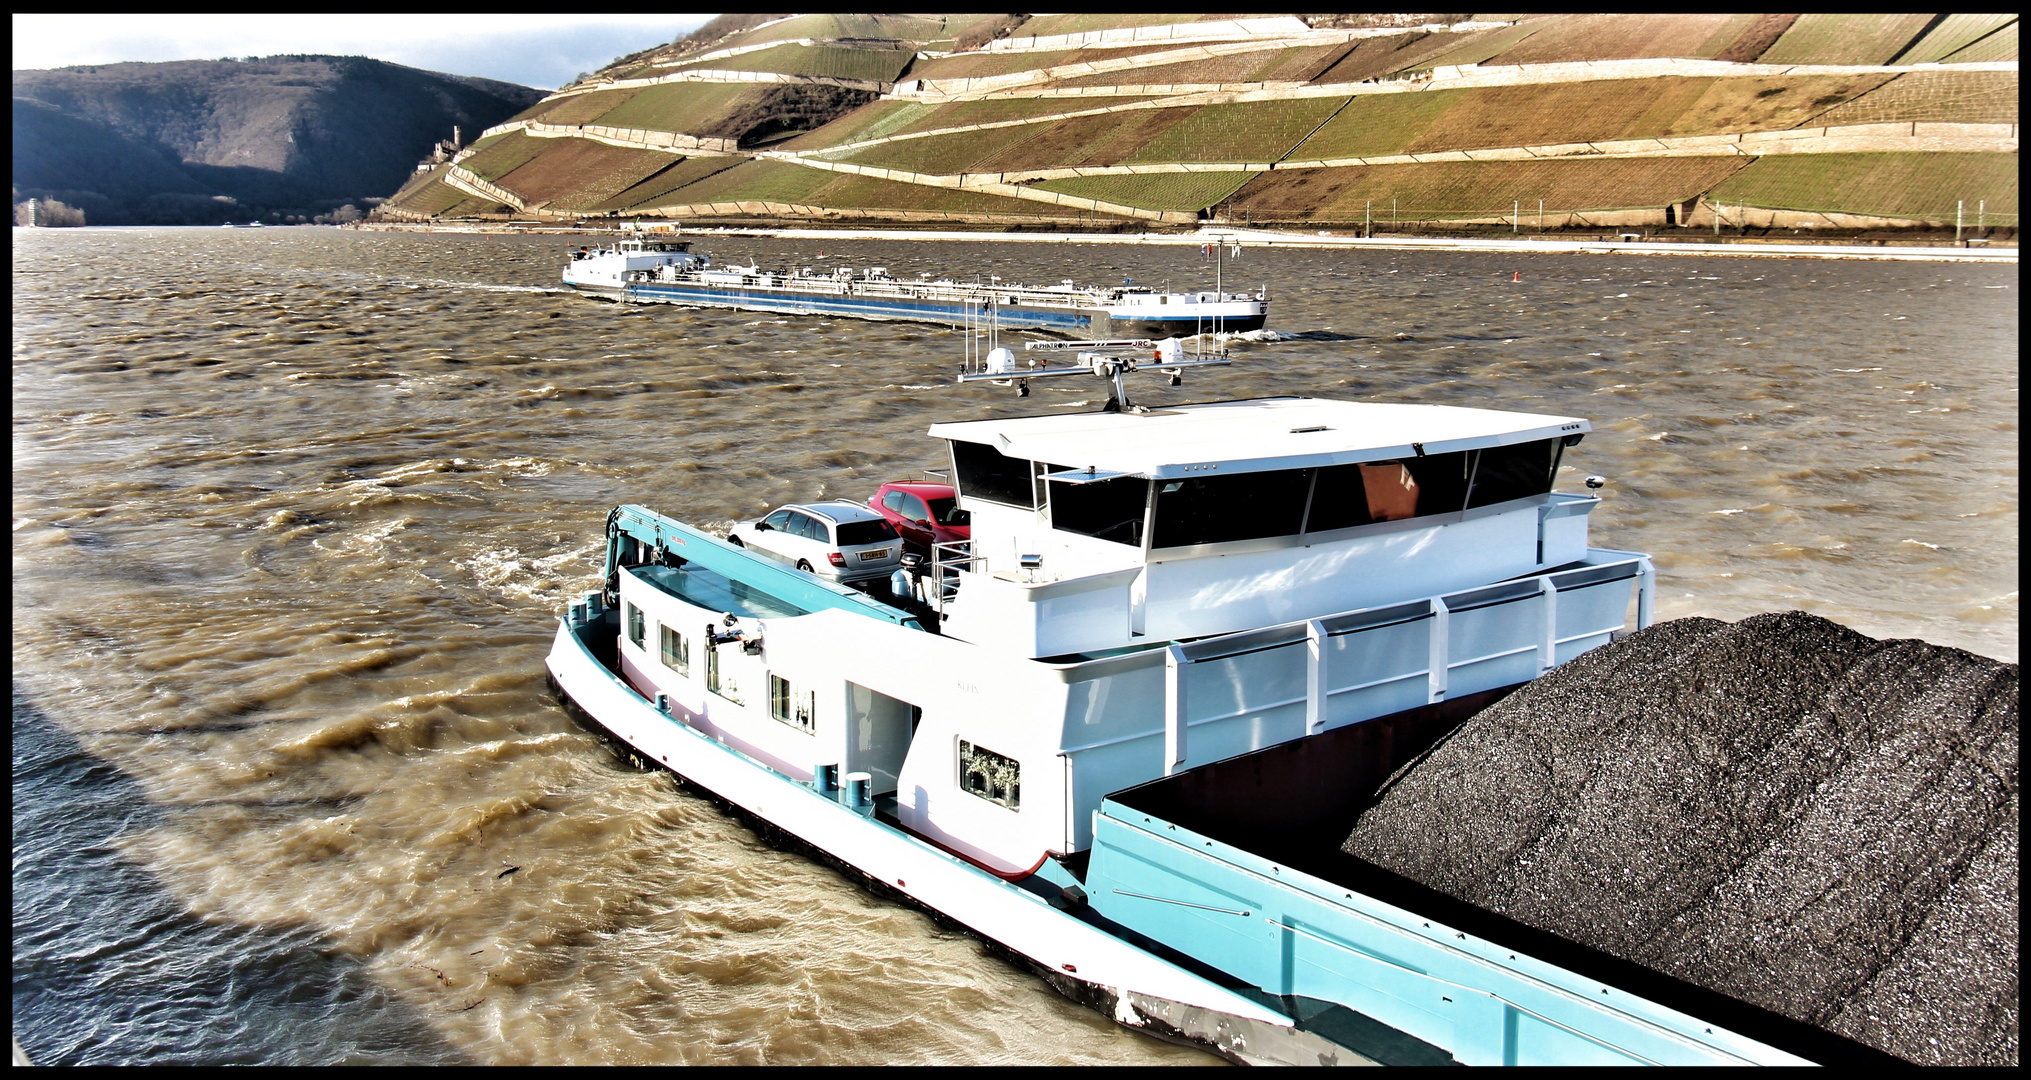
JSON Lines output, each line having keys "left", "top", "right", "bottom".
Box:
{"left": 562, "top": 236, "right": 1269, "bottom": 336}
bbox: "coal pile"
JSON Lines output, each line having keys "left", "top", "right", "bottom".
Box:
{"left": 1343, "top": 612, "right": 2018, "bottom": 1065}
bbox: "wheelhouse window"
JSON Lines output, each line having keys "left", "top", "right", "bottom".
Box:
{"left": 659, "top": 624, "right": 688, "bottom": 676}
{"left": 1466, "top": 438, "right": 1564, "bottom": 509}
{"left": 1049, "top": 474, "right": 1149, "bottom": 547}
{"left": 1143, "top": 444, "right": 1527, "bottom": 551}
{"left": 769, "top": 674, "right": 815, "bottom": 733}
{"left": 1151, "top": 469, "right": 1310, "bottom": 548}
{"left": 626, "top": 602, "right": 645, "bottom": 648}
{"left": 949, "top": 440, "right": 1034, "bottom": 508}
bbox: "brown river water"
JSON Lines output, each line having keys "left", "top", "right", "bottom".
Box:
{"left": 11, "top": 226, "right": 2016, "bottom": 1065}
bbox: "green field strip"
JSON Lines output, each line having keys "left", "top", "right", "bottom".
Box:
{"left": 1710, "top": 152, "right": 2018, "bottom": 222}
{"left": 1807, "top": 71, "right": 2020, "bottom": 127}
{"left": 1942, "top": 21, "right": 2017, "bottom": 63}
{"left": 1121, "top": 97, "right": 1350, "bottom": 164}
{"left": 1759, "top": 14, "right": 1939, "bottom": 66}
{"left": 910, "top": 49, "right": 1080, "bottom": 82}
{"left": 441, "top": 194, "right": 509, "bottom": 217}
{"left": 1406, "top": 23, "right": 1550, "bottom": 73}
{"left": 896, "top": 96, "right": 1162, "bottom": 138}
{"left": 587, "top": 83, "right": 775, "bottom": 136}
{"left": 1254, "top": 41, "right": 1363, "bottom": 82}
{"left": 533, "top": 89, "right": 635, "bottom": 126}
{"left": 391, "top": 176, "right": 469, "bottom": 216}
{"left": 833, "top": 119, "right": 1060, "bottom": 174}
{"left": 458, "top": 131, "right": 549, "bottom": 182}
{"left": 778, "top": 101, "right": 934, "bottom": 151}
{"left": 595, "top": 157, "right": 747, "bottom": 211}
{"left": 665, "top": 42, "right": 914, "bottom": 83}
{"left": 1897, "top": 14, "right": 2019, "bottom": 64}
{"left": 969, "top": 106, "right": 1202, "bottom": 171}
{"left": 1288, "top": 89, "right": 1465, "bottom": 160}
{"left": 1019, "top": 13, "right": 1233, "bottom": 38}
{"left": 1031, "top": 170, "right": 1260, "bottom": 211}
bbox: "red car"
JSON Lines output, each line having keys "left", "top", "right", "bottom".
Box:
{"left": 868, "top": 480, "right": 971, "bottom": 554}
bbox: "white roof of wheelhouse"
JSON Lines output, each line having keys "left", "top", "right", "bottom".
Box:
{"left": 927, "top": 397, "right": 1588, "bottom": 479}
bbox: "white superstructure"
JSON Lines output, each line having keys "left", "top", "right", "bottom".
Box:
{"left": 546, "top": 359, "right": 1655, "bottom": 1061}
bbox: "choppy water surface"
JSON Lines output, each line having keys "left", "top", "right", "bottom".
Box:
{"left": 12, "top": 226, "right": 2016, "bottom": 1065}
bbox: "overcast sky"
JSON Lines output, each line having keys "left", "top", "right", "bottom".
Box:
{"left": 12, "top": 13, "right": 718, "bottom": 91}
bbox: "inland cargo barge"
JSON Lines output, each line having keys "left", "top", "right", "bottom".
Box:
{"left": 562, "top": 236, "right": 1269, "bottom": 336}
{"left": 543, "top": 341, "right": 1894, "bottom": 1064}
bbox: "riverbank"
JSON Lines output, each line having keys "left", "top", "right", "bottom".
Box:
{"left": 352, "top": 221, "right": 2017, "bottom": 262}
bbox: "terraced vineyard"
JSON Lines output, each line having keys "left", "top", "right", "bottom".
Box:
{"left": 585, "top": 84, "right": 781, "bottom": 136}
{"left": 495, "top": 141, "right": 678, "bottom": 211}
{"left": 665, "top": 43, "right": 915, "bottom": 84}
{"left": 1032, "top": 170, "right": 1260, "bottom": 212}
{"left": 378, "top": 12, "right": 2019, "bottom": 233}
{"left": 1232, "top": 157, "right": 1752, "bottom": 224}
{"left": 1811, "top": 70, "right": 2021, "bottom": 126}
{"left": 830, "top": 119, "right": 1061, "bottom": 174}
{"left": 1286, "top": 90, "right": 1470, "bottom": 161}
{"left": 1491, "top": 13, "right": 1768, "bottom": 64}
{"left": 1711, "top": 152, "right": 2019, "bottom": 223}
{"left": 1939, "top": 21, "right": 2018, "bottom": 63}
{"left": 526, "top": 88, "right": 635, "bottom": 126}
{"left": 458, "top": 131, "right": 550, "bottom": 183}
{"left": 1760, "top": 13, "right": 1946, "bottom": 65}
{"left": 970, "top": 107, "right": 1202, "bottom": 171}
{"left": 645, "top": 157, "right": 1075, "bottom": 218}
{"left": 1900, "top": 13, "right": 2020, "bottom": 63}
{"left": 592, "top": 157, "right": 746, "bottom": 212}
{"left": 1121, "top": 97, "right": 1350, "bottom": 164}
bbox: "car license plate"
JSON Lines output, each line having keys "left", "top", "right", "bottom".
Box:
{"left": 859, "top": 550, "right": 882, "bottom": 562}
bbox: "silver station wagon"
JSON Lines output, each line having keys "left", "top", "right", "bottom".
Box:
{"left": 727, "top": 501, "right": 904, "bottom": 587}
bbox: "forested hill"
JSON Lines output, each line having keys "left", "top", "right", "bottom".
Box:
{"left": 13, "top": 56, "right": 544, "bottom": 224}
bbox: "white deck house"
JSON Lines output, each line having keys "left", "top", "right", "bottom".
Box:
{"left": 599, "top": 396, "right": 1651, "bottom": 875}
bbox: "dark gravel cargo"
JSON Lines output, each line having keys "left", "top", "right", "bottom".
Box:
{"left": 1343, "top": 611, "right": 2019, "bottom": 1066}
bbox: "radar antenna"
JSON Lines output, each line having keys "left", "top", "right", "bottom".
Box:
{"left": 958, "top": 337, "right": 1230, "bottom": 413}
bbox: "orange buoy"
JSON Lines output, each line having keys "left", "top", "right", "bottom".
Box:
{"left": 1512, "top": 271, "right": 1521, "bottom": 282}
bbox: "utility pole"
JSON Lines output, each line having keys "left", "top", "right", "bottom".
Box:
{"left": 1978, "top": 199, "right": 1985, "bottom": 232}
{"left": 1513, "top": 199, "right": 1519, "bottom": 232}
{"left": 1956, "top": 199, "right": 1963, "bottom": 242}
{"left": 1538, "top": 199, "right": 1543, "bottom": 231}
{"left": 1365, "top": 200, "right": 1371, "bottom": 237}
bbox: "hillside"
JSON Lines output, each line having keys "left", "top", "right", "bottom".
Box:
{"left": 13, "top": 56, "right": 544, "bottom": 224}
{"left": 380, "top": 13, "right": 2019, "bottom": 235}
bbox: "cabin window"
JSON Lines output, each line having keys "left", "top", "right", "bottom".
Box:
{"left": 1401, "top": 450, "right": 1473, "bottom": 516}
{"left": 1050, "top": 474, "right": 1150, "bottom": 546}
{"left": 1466, "top": 438, "right": 1564, "bottom": 509}
{"left": 958, "top": 739, "right": 1020, "bottom": 811}
{"left": 769, "top": 674, "right": 815, "bottom": 733}
{"left": 1151, "top": 468, "right": 1311, "bottom": 548}
{"left": 706, "top": 646, "right": 740, "bottom": 704}
{"left": 1304, "top": 463, "right": 1375, "bottom": 531}
{"left": 626, "top": 602, "right": 645, "bottom": 648}
{"left": 660, "top": 624, "right": 689, "bottom": 676}
{"left": 949, "top": 440, "right": 1034, "bottom": 508}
